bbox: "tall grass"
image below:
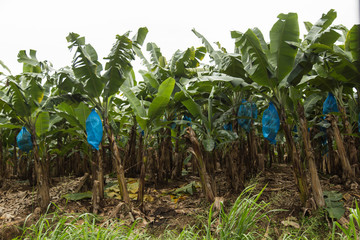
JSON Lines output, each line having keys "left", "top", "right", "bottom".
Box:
{"left": 15, "top": 185, "right": 269, "bottom": 240}
{"left": 332, "top": 200, "right": 360, "bottom": 240}
{"left": 15, "top": 209, "right": 148, "bottom": 240}
{"left": 164, "top": 184, "right": 270, "bottom": 240}
{"left": 215, "top": 184, "right": 270, "bottom": 240}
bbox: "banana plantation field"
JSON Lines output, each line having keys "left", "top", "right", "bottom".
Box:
{"left": 1, "top": 9, "right": 360, "bottom": 239}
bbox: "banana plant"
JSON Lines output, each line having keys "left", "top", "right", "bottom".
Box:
{"left": 0, "top": 50, "right": 60, "bottom": 212}
{"left": 60, "top": 29, "right": 148, "bottom": 204}
{"left": 133, "top": 39, "right": 209, "bottom": 182}
{"left": 307, "top": 23, "right": 360, "bottom": 179}
{"left": 279, "top": 10, "right": 344, "bottom": 207}
{"left": 230, "top": 12, "right": 312, "bottom": 204}
{"left": 121, "top": 77, "right": 175, "bottom": 205}
{"left": 53, "top": 101, "right": 92, "bottom": 175}
{"left": 288, "top": 13, "right": 359, "bottom": 182}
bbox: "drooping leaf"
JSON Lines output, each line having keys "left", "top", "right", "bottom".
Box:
{"left": 270, "top": 12, "right": 299, "bottom": 81}
{"left": 120, "top": 85, "right": 148, "bottom": 130}
{"left": 17, "top": 49, "right": 42, "bottom": 73}
{"left": 56, "top": 103, "right": 84, "bottom": 130}
{"left": 235, "top": 29, "right": 272, "bottom": 88}
{"left": 0, "top": 124, "right": 22, "bottom": 129}
{"left": 169, "top": 48, "right": 195, "bottom": 76}
{"left": 305, "top": 9, "right": 337, "bottom": 43}
{"left": 316, "top": 29, "right": 341, "bottom": 46}
{"left": 345, "top": 24, "right": 360, "bottom": 61}
{"left": 57, "top": 70, "right": 82, "bottom": 93}
{"left": 146, "top": 42, "right": 162, "bottom": 65}
{"left": 103, "top": 34, "right": 135, "bottom": 98}
{"left": 139, "top": 70, "right": 159, "bottom": 89}
{"left": 74, "top": 102, "right": 91, "bottom": 130}
{"left": 148, "top": 77, "right": 175, "bottom": 121}
{"left": 29, "top": 79, "right": 45, "bottom": 103}
{"left": 8, "top": 81, "right": 31, "bottom": 117}
{"left": 132, "top": 27, "right": 148, "bottom": 46}
{"left": 252, "top": 27, "right": 270, "bottom": 53}
{"left": 286, "top": 52, "right": 314, "bottom": 86}
{"left": 192, "top": 29, "right": 223, "bottom": 64}
{"left": 219, "top": 54, "right": 248, "bottom": 79}
{"left": 0, "top": 60, "right": 11, "bottom": 74}
{"left": 175, "top": 83, "right": 207, "bottom": 124}
{"left": 35, "top": 111, "right": 50, "bottom": 137}
{"left": 66, "top": 33, "right": 104, "bottom": 98}
{"left": 132, "top": 28, "right": 151, "bottom": 71}
{"left": 304, "top": 21, "right": 313, "bottom": 33}
{"left": 304, "top": 94, "right": 323, "bottom": 117}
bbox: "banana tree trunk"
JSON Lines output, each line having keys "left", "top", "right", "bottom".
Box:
{"left": 325, "top": 128, "right": 338, "bottom": 175}
{"left": 125, "top": 118, "right": 137, "bottom": 177}
{"left": 137, "top": 133, "right": 148, "bottom": 207}
{"left": 158, "top": 131, "right": 165, "bottom": 184}
{"left": 91, "top": 143, "right": 104, "bottom": 209}
{"left": 249, "top": 129, "right": 258, "bottom": 172}
{"left": 171, "top": 127, "right": 182, "bottom": 179}
{"left": 186, "top": 127, "right": 215, "bottom": 203}
{"left": 31, "top": 132, "right": 50, "bottom": 213}
{"left": 280, "top": 107, "right": 309, "bottom": 205}
{"left": 13, "top": 132, "right": 18, "bottom": 177}
{"left": 164, "top": 127, "right": 172, "bottom": 180}
{"left": 104, "top": 117, "right": 129, "bottom": 204}
{"left": 327, "top": 114, "right": 355, "bottom": 181}
{"left": 137, "top": 147, "right": 146, "bottom": 206}
{"left": 339, "top": 106, "right": 359, "bottom": 171}
{"left": 297, "top": 103, "right": 325, "bottom": 208}
{"left": 96, "top": 149, "right": 104, "bottom": 199}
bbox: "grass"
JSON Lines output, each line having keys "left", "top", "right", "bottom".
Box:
{"left": 332, "top": 200, "right": 360, "bottom": 240}
{"left": 276, "top": 209, "right": 332, "bottom": 240}
{"left": 18, "top": 185, "right": 348, "bottom": 240}
{"left": 15, "top": 207, "right": 148, "bottom": 240}
{"left": 214, "top": 185, "right": 270, "bottom": 239}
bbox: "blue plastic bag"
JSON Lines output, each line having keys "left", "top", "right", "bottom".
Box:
{"left": 237, "top": 100, "right": 252, "bottom": 132}
{"left": 323, "top": 93, "right": 339, "bottom": 115}
{"left": 262, "top": 102, "right": 280, "bottom": 144}
{"left": 223, "top": 123, "right": 233, "bottom": 131}
{"left": 183, "top": 115, "right": 192, "bottom": 126}
{"left": 86, "top": 109, "right": 103, "bottom": 150}
{"left": 16, "top": 127, "right": 33, "bottom": 152}
{"left": 292, "top": 125, "right": 299, "bottom": 138}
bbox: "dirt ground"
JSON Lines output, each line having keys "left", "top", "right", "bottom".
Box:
{"left": 0, "top": 163, "right": 359, "bottom": 239}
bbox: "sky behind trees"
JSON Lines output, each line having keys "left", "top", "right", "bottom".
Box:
{"left": 0, "top": 0, "right": 359, "bottom": 75}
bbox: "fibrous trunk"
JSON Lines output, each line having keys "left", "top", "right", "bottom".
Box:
{"left": 104, "top": 117, "right": 129, "bottom": 204}
{"left": 185, "top": 127, "right": 215, "bottom": 203}
{"left": 328, "top": 114, "right": 355, "bottom": 181}
{"left": 125, "top": 118, "right": 137, "bottom": 177}
{"left": 298, "top": 103, "right": 325, "bottom": 208}
{"left": 280, "top": 107, "right": 309, "bottom": 205}
{"left": 31, "top": 132, "right": 50, "bottom": 213}
{"left": 339, "top": 106, "right": 359, "bottom": 173}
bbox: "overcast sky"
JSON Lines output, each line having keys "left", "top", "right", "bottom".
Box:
{"left": 0, "top": 0, "right": 359, "bottom": 76}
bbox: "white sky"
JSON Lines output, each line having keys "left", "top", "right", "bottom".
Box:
{"left": 0, "top": 0, "right": 359, "bottom": 76}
